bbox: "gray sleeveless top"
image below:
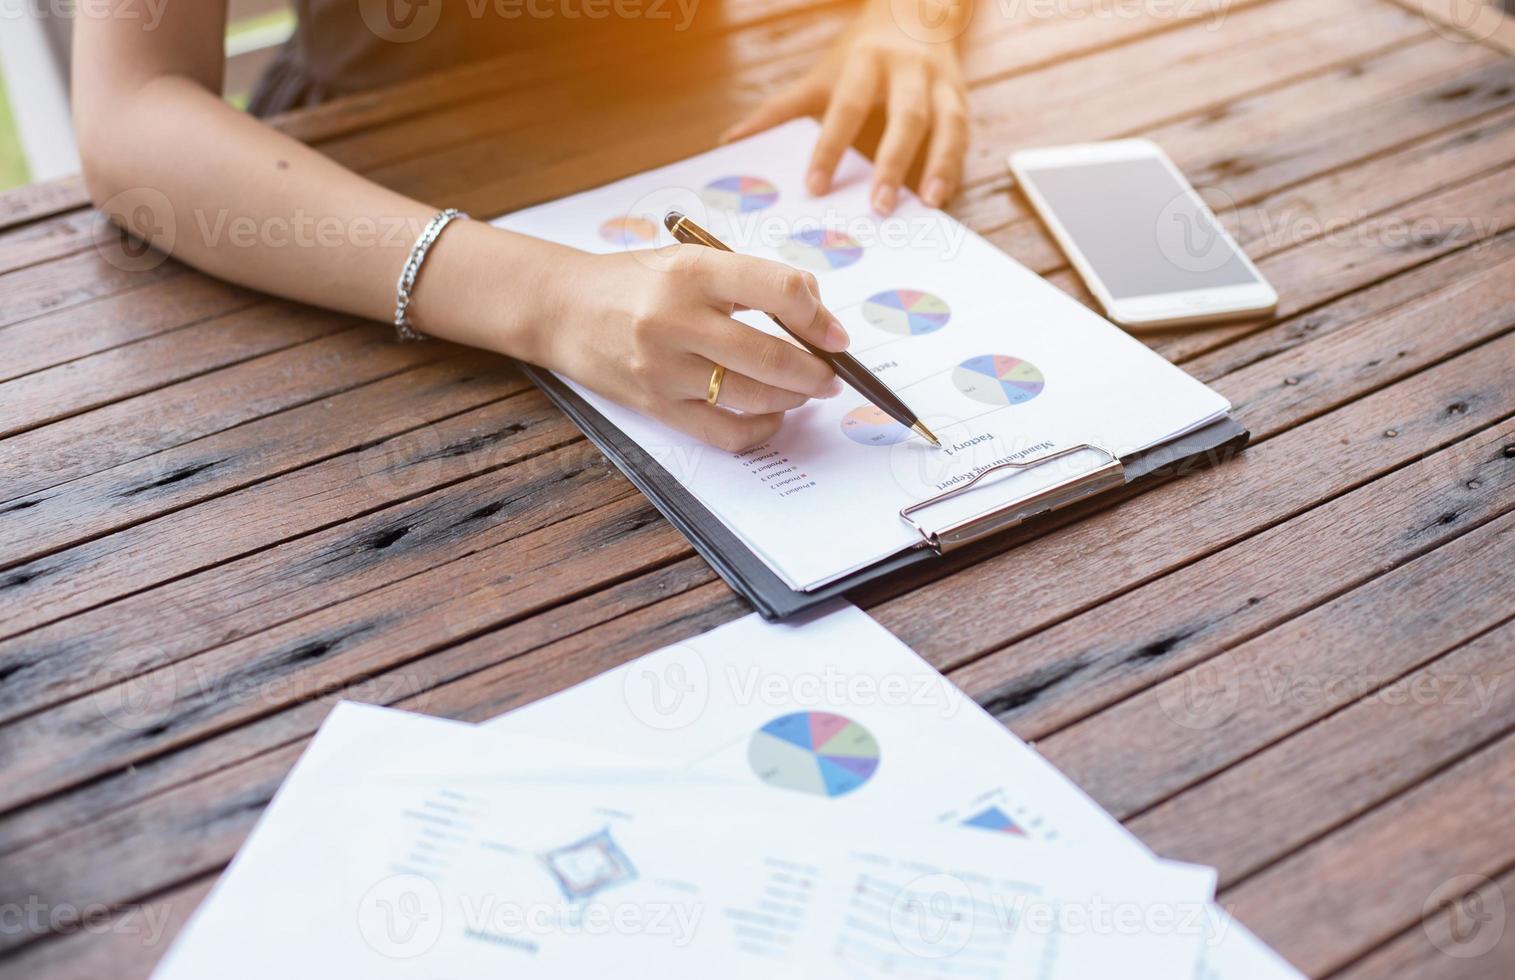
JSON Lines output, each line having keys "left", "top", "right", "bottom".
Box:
{"left": 250, "top": 0, "right": 712, "bottom": 116}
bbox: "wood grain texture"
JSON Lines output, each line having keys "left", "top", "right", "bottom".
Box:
{"left": 1, "top": 1, "right": 1513, "bottom": 976}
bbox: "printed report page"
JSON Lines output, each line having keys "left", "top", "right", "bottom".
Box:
{"left": 495, "top": 120, "right": 1231, "bottom": 590}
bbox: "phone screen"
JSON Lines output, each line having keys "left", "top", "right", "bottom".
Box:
{"left": 1020, "top": 157, "right": 1260, "bottom": 300}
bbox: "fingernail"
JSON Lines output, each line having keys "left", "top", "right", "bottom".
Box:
{"left": 924, "top": 178, "right": 948, "bottom": 207}
{"left": 872, "top": 185, "right": 897, "bottom": 214}
{"left": 823, "top": 315, "right": 850, "bottom": 351}
{"left": 824, "top": 376, "right": 845, "bottom": 398}
{"left": 807, "top": 171, "right": 829, "bottom": 196}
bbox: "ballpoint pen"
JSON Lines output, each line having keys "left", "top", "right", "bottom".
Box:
{"left": 663, "top": 211, "right": 941, "bottom": 448}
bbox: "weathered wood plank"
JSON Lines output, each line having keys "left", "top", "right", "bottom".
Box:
{"left": 0, "top": 357, "right": 527, "bottom": 566}
{"left": 945, "top": 264, "right": 1515, "bottom": 738}
{"left": 0, "top": 211, "right": 102, "bottom": 277}
{"left": 0, "top": 877, "right": 211, "bottom": 980}
{"left": 1128, "top": 610, "right": 1515, "bottom": 885}
{"left": 1219, "top": 723, "right": 1515, "bottom": 976}
{"left": 0, "top": 326, "right": 428, "bottom": 504}
{"left": 1028, "top": 426, "right": 1515, "bottom": 811}
{"left": 868, "top": 256, "right": 1515, "bottom": 661}
{"left": 0, "top": 556, "right": 721, "bottom": 860}
{"left": 1174, "top": 227, "right": 1515, "bottom": 381}
{"left": 0, "top": 391, "right": 594, "bottom": 642}
{"left": 0, "top": 303, "right": 356, "bottom": 440}
{"left": 1331, "top": 863, "right": 1515, "bottom": 979}
{"left": 957, "top": 36, "right": 1507, "bottom": 237}
{"left": 1149, "top": 156, "right": 1515, "bottom": 362}
{"left": 0, "top": 252, "right": 183, "bottom": 333}
{"left": 0, "top": 176, "right": 88, "bottom": 234}
{"left": 0, "top": 276, "right": 260, "bottom": 386}
{"left": 0, "top": 470, "right": 689, "bottom": 819}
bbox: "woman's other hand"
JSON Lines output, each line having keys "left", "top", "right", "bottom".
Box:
{"left": 722, "top": 0, "right": 971, "bottom": 215}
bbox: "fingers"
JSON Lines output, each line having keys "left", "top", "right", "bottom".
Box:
{"left": 683, "top": 249, "right": 850, "bottom": 352}
{"left": 658, "top": 400, "right": 786, "bottom": 453}
{"left": 920, "top": 77, "right": 969, "bottom": 208}
{"left": 686, "top": 311, "right": 841, "bottom": 399}
{"left": 705, "top": 366, "right": 814, "bottom": 415}
{"left": 721, "top": 79, "right": 826, "bottom": 144}
{"left": 870, "top": 63, "right": 932, "bottom": 214}
{"left": 807, "top": 50, "right": 882, "bottom": 196}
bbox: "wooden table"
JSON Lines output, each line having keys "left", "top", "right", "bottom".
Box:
{"left": 2, "top": 0, "right": 1513, "bottom": 975}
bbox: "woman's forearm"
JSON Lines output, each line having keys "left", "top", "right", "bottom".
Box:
{"left": 76, "top": 73, "right": 564, "bottom": 360}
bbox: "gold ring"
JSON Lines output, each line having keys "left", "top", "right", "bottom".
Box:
{"left": 706, "top": 364, "right": 726, "bottom": 406}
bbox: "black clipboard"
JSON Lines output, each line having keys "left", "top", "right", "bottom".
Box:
{"left": 522, "top": 363, "right": 1249, "bottom": 621}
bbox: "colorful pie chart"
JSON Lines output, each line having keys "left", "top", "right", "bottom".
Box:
{"left": 778, "top": 228, "right": 864, "bottom": 272}
{"left": 748, "top": 711, "right": 880, "bottom": 797}
{"left": 840, "top": 404, "right": 912, "bottom": 446}
{"left": 862, "top": 289, "right": 952, "bottom": 336}
{"left": 701, "top": 175, "right": 779, "bottom": 212}
{"left": 598, "top": 216, "right": 658, "bottom": 247}
{"left": 952, "top": 355, "right": 1046, "bottom": 407}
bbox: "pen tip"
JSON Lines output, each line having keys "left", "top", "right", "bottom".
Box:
{"left": 912, "top": 422, "right": 942, "bottom": 448}
{"left": 663, "top": 211, "right": 684, "bottom": 234}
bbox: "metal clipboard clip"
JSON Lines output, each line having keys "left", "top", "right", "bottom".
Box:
{"left": 899, "top": 444, "right": 1125, "bottom": 554}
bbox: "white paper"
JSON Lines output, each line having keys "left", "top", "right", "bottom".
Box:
{"left": 154, "top": 702, "right": 1215, "bottom": 979}
{"left": 494, "top": 119, "right": 1230, "bottom": 590}
{"left": 484, "top": 603, "right": 1304, "bottom": 979}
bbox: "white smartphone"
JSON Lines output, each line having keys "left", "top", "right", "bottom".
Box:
{"left": 1008, "top": 140, "right": 1277, "bottom": 330}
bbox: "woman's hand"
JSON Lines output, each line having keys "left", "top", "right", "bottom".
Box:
{"left": 723, "top": 0, "right": 971, "bottom": 215}
{"left": 539, "top": 245, "right": 848, "bottom": 451}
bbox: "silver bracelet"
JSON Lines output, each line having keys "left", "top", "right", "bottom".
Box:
{"left": 394, "top": 208, "right": 468, "bottom": 341}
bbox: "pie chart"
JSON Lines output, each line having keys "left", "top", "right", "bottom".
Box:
{"left": 840, "top": 404, "right": 912, "bottom": 446}
{"left": 701, "top": 175, "right": 779, "bottom": 212}
{"left": 599, "top": 216, "right": 658, "bottom": 247}
{"left": 952, "top": 355, "right": 1046, "bottom": 407}
{"left": 862, "top": 289, "right": 952, "bottom": 336}
{"left": 748, "top": 711, "right": 880, "bottom": 797}
{"left": 778, "top": 228, "right": 864, "bottom": 272}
